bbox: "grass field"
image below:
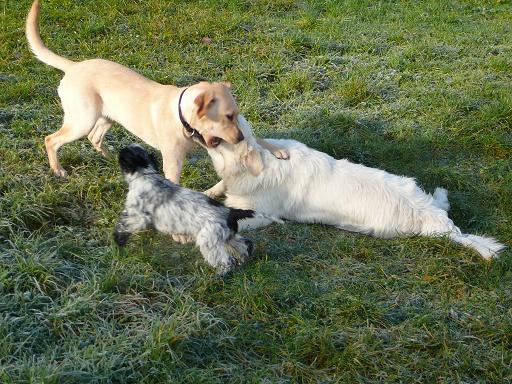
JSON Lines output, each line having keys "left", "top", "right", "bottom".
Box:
{"left": 1, "top": 0, "right": 512, "bottom": 382}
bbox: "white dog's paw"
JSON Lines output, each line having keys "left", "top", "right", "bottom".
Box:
{"left": 172, "top": 234, "right": 195, "bottom": 244}
{"left": 272, "top": 148, "right": 289, "bottom": 160}
{"left": 203, "top": 188, "right": 218, "bottom": 199}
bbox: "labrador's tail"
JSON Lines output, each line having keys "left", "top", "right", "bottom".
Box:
{"left": 26, "top": 0, "right": 74, "bottom": 72}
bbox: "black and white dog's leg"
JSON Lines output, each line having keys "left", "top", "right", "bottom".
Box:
{"left": 195, "top": 225, "right": 236, "bottom": 275}
{"left": 226, "top": 234, "right": 254, "bottom": 264}
{"left": 113, "top": 209, "right": 150, "bottom": 246}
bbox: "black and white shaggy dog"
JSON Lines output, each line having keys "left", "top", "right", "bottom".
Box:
{"left": 114, "top": 144, "right": 258, "bottom": 275}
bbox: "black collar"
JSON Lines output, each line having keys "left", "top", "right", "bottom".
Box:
{"left": 178, "top": 88, "right": 206, "bottom": 145}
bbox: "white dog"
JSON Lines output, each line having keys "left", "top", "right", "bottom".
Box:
{"left": 200, "top": 116, "right": 505, "bottom": 260}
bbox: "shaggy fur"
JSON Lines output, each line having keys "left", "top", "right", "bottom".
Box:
{"left": 201, "top": 116, "right": 506, "bottom": 260}
{"left": 114, "top": 144, "right": 259, "bottom": 275}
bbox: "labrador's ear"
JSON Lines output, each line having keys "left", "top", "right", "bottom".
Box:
{"left": 241, "top": 148, "right": 264, "bottom": 176}
{"left": 194, "top": 91, "right": 215, "bottom": 118}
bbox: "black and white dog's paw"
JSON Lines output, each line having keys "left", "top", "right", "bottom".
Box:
{"left": 217, "top": 256, "right": 237, "bottom": 276}
{"left": 243, "top": 237, "right": 254, "bottom": 258}
{"left": 114, "top": 231, "right": 130, "bottom": 246}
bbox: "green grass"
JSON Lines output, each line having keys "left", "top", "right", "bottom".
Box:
{"left": 1, "top": 0, "right": 512, "bottom": 382}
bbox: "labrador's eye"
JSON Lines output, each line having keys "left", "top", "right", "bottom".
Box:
{"left": 226, "top": 114, "right": 234, "bottom": 121}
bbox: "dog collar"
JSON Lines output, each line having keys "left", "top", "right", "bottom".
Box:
{"left": 178, "top": 88, "right": 206, "bottom": 146}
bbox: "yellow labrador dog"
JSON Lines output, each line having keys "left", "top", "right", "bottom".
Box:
{"left": 26, "top": 0, "right": 287, "bottom": 181}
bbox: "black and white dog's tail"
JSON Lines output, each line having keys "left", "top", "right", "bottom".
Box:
{"left": 227, "top": 208, "right": 282, "bottom": 232}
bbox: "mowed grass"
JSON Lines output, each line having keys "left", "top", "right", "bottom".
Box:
{"left": 1, "top": 0, "right": 512, "bottom": 382}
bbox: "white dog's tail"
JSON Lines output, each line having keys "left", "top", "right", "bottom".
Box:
{"left": 429, "top": 188, "right": 505, "bottom": 259}
{"left": 26, "top": 0, "right": 74, "bottom": 72}
{"left": 449, "top": 230, "right": 506, "bottom": 260}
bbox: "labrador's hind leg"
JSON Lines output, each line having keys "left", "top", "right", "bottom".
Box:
{"left": 88, "top": 116, "right": 112, "bottom": 157}
{"left": 45, "top": 118, "right": 96, "bottom": 177}
{"left": 46, "top": 91, "right": 100, "bottom": 177}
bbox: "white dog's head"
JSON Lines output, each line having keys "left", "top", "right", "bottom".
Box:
{"left": 193, "top": 115, "right": 265, "bottom": 178}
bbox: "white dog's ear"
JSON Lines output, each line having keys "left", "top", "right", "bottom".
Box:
{"left": 242, "top": 148, "right": 264, "bottom": 176}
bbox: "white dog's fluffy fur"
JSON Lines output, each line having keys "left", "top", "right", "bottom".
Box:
{"left": 202, "top": 116, "right": 505, "bottom": 260}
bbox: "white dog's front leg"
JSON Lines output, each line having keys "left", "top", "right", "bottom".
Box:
{"left": 257, "top": 138, "right": 289, "bottom": 159}
{"left": 238, "top": 217, "right": 275, "bottom": 231}
{"left": 204, "top": 180, "right": 226, "bottom": 198}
